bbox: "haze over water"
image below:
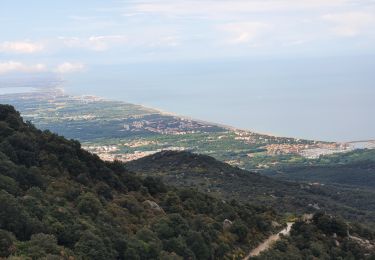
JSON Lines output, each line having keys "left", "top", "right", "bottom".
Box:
{"left": 64, "top": 55, "right": 375, "bottom": 142}
{"left": 1, "top": 1, "right": 375, "bottom": 142}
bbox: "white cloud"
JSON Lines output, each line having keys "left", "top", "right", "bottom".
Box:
{"left": 220, "top": 22, "right": 269, "bottom": 44}
{"left": 0, "top": 61, "right": 46, "bottom": 75}
{"left": 132, "top": 0, "right": 353, "bottom": 18}
{"left": 0, "top": 0, "right": 372, "bottom": 63}
{"left": 59, "top": 35, "right": 128, "bottom": 51}
{"left": 322, "top": 12, "right": 375, "bottom": 37}
{"left": 0, "top": 41, "right": 44, "bottom": 54}
{"left": 88, "top": 35, "right": 128, "bottom": 51}
{"left": 54, "top": 62, "right": 85, "bottom": 74}
{"left": 68, "top": 15, "right": 98, "bottom": 21}
{"left": 128, "top": 0, "right": 375, "bottom": 52}
{"left": 0, "top": 61, "right": 85, "bottom": 75}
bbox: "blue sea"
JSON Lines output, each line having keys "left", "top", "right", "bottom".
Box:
{"left": 2, "top": 55, "right": 374, "bottom": 142}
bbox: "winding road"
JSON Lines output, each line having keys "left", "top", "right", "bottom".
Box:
{"left": 243, "top": 222, "right": 294, "bottom": 259}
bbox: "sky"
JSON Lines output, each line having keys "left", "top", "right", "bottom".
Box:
{"left": 0, "top": 0, "right": 374, "bottom": 141}
{"left": 1, "top": 0, "right": 375, "bottom": 67}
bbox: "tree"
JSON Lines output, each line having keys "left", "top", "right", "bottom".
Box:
{"left": 143, "top": 176, "right": 167, "bottom": 195}
{"left": 24, "top": 233, "right": 60, "bottom": 259}
{"left": 75, "top": 231, "right": 117, "bottom": 260}
{"left": 186, "top": 232, "right": 210, "bottom": 260}
{"left": 0, "top": 191, "right": 43, "bottom": 240}
{"left": 135, "top": 228, "right": 162, "bottom": 259}
{"left": 0, "top": 229, "right": 15, "bottom": 257}
{"left": 77, "top": 193, "right": 102, "bottom": 217}
{"left": 95, "top": 182, "right": 113, "bottom": 200}
{"left": 230, "top": 221, "right": 249, "bottom": 242}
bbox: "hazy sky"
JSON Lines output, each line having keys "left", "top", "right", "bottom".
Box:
{"left": 1, "top": 0, "right": 375, "bottom": 69}
{"left": 0, "top": 0, "right": 374, "bottom": 140}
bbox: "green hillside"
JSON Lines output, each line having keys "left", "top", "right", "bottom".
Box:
{"left": 0, "top": 104, "right": 374, "bottom": 259}
{"left": 272, "top": 149, "right": 375, "bottom": 188}
{"left": 255, "top": 212, "right": 375, "bottom": 259}
{"left": 0, "top": 104, "right": 281, "bottom": 259}
{"left": 127, "top": 151, "right": 375, "bottom": 226}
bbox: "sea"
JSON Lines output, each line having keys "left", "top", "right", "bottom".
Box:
{"left": 1, "top": 55, "right": 374, "bottom": 142}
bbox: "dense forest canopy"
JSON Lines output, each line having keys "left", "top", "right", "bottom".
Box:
{"left": 0, "top": 104, "right": 280, "bottom": 259}
{"left": 127, "top": 150, "right": 375, "bottom": 227}
{"left": 0, "top": 104, "right": 374, "bottom": 259}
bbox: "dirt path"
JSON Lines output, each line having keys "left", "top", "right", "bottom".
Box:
{"left": 243, "top": 222, "right": 294, "bottom": 259}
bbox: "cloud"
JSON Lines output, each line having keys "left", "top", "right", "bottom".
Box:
{"left": 0, "top": 0, "right": 372, "bottom": 64}
{"left": 322, "top": 12, "right": 375, "bottom": 37}
{"left": 54, "top": 62, "right": 85, "bottom": 74}
{"left": 68, "top": 15, "right": 98, "bottom": 21}
{"left": 88, "top": 35, "right": 128, "bottom": 51}
{"left": 220, "top": 22, "right": 269, "bottom": 44}
{"left": 127, "top": 0, "right": 375, "bottom": 51}
{"left": 0, "top": 61, "right": 46, "bottom": 75}
{"left": 59, "top": 35, "right": 128, "bottom": 51}
{"left": 131, "top": 0, "right": 352, "bottom": 18}
{"left": 0, "top": 61, "right": 85, "bottom": 75}
{"left": 0, "top": 41, "right": 44, "bottom": 54}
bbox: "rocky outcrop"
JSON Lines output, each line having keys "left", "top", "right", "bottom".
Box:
{"left": 223, "top": 219, "right": 233, "bottom": 230}
{"left": 143, "top": 200, "right": 164, "bottom": 213}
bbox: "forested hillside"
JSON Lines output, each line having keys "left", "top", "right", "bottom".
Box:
{"left": 272, "top": 149, "right": 375, "bottom": 188}
{"left": 0, "top": 105, "right": 279, "bottom": 259}
{"left": 254, "top": 213, "right": 375, "bottom": 259}
{"left": 127, "top": 151, "right": 375, "bottom": 227}
{"left": 0, "top": 104, "right": 374, "bottom": 259}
